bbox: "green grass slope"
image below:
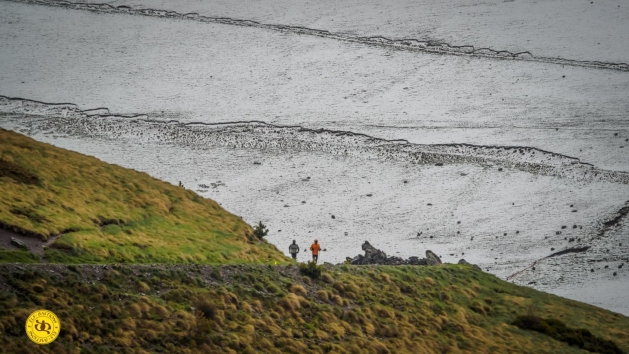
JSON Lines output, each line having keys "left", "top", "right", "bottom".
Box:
{"left": 0, "top": 263, "right": 627, "bottom": 353}
{"left": 0, "top": 128, "right": 286, "bottom": 264}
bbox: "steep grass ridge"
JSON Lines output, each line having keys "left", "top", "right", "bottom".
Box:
{"left": 0, "top": 128, "right": 287, "bottom": 264}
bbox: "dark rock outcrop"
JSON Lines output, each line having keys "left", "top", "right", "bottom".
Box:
{"left": 426, "top": 250, "right": 442, "bottom": 265}
{"left": 346, "top": 242, "right": 482, "bottom": 270}
{"left": 348, "top": 241, "right": 431, "bottom": 265}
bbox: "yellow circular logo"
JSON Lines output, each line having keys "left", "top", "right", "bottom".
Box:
{"left": 25, "top": 310, "right": 60, "bottom": 345}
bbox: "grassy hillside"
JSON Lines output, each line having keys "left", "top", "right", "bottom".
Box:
{"left": 0, "top": 263, "right": 627, "bottom": 353}
{"left": 1, "top": 128, "right": 627, "bottom": 353}
{"left": 0, "top": 128, "right": 287, "bottom": 264}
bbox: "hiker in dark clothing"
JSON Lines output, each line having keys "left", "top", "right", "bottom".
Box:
{"left": 289, "top": 240, "right": 300, "bottom": 260}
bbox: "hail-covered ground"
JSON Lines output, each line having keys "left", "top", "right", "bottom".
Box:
{"left": 1, "top": 0, "right": 628, "bottom": 315}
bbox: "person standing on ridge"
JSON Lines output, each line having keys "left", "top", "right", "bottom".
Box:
{"left": 310, "top": 239, "right": 321, "bottom": 264}
{"left": 289, "top": 240, "right": 300, "bottom": 260}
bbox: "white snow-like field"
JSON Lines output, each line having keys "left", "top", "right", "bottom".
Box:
{"left": 1, "top": 0, "right": 629, "bottom": 315}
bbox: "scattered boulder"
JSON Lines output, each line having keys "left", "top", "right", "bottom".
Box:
{"left": 10, "top": 237, "right": 28, "bottom": 250}
{"left": 457, "top": 258, "right": 481, "bottom": 270}
{"left": 426, "top": 250, "right": 442, "bottom": 265}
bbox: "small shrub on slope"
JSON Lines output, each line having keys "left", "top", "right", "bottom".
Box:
{"left": 299, "top": 261, "right": 322, "bottom": 279}
{"left": 253, "top": 221, "right": 268, "bottom": 240}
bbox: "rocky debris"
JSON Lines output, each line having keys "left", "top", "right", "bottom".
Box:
{"left": 408, "top": 256, "right": 427, "bottom": 265}
{"left": 457, "top": 258, "right": 482, "bottom": 271}
{"left": 360, "top": 241, "right": 387, "bottom": 259}
{"left": 347, "top": 241, "right": 430, "bottom": 266}
{"left": 199, "top": 181, "right": 224, "bottom": 189}
{"left": 10, "top": 237, "right": 28, "bottom": 250}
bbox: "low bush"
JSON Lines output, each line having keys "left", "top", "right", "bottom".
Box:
{"left": 299, "top": 262, "right": 322, "bottom": 280}
{"left": 253, "top": 221, "right": 268, "bottom": 240}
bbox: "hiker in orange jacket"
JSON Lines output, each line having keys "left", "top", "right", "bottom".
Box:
{"left": 310, "top": 239, "right": 321, "bottom": 263}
